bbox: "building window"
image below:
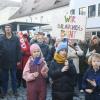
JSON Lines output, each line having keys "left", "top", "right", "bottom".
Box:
{"left": 98, "top": 4, "right": 100, "bottom": 16}
{"left": 97, "top": 31, "right": 100, "bottom": 38}
{"left": 79, "top": 7, "right": 86, "bottom": 15}
{"left": 92, "top": 31, "right": 96, "bottom": 35}
{"left": 88, "top": 5, "right": 96, "bottom": 17}
{"left": 70, "top": 9, "right": 75, "bottom": 15}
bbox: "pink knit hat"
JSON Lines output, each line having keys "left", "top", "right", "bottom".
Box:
{"left": 30, "top": 44, "right": 41, "bottom": 55}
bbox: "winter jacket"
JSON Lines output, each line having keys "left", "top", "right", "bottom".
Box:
{"left": 78, "top": 42, "right": 89, "bottom": 74}
{"left": 82, "top": 67, "right": 100, "bottom": 100}
{"left": 17, "top": 40, "right": 30, "bottom": 70}
{"left": 23, "top": 57, "right": 48, "bottom": 100}
{"left": 23, "top": 57, "right": 48, "bottom": 82}
{"left": 68, "top": 45, "right": 83, "bottom": 73}
{"left": 49, "top": 59, "right": 76, "bottom": 92}
{"left": 82, "top": 67, "right": 100, "bottom": 94}
{"left": 0, "top": 35, "right": 21, "bottom": 69}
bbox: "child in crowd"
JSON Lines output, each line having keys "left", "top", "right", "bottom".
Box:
{"left": 49, "top": 42, "right": 76, "bottom": 100}
{"left": 23, "top": 44, "right": 48, "bottom": 100}
{"left": 82, "top": 53, "right": 100, "bottom": 100}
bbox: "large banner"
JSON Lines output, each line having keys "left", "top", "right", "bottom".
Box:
{"left": 52, "top": 15, "right": 86, "bottom": 40}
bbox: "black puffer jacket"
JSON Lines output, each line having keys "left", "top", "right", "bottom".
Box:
{"left": 0, "top": 35, "right": 21, "bottom": 69}
{"left": 49, "top": 59, "right": 76, "bottom": 92}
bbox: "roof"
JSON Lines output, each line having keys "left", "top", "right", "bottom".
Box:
{"left": 9, "top": 0, "right": 70, "bottom": 19}
{"left": 0, "top": 21, "right": 48, "bottom": 31}
{"left": 0, "top": 0, "right": 21, "bottom": 10}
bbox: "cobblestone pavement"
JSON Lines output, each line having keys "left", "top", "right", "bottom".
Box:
{"left": 0, "top": 86, "right": 85, "bottom": 100}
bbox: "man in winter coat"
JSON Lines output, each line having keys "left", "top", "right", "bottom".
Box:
{"left": 35, "top": 32, "right": 51, "bottom": 62}
{"left": 0, "top": 24, "right": 21, "bottom": 97}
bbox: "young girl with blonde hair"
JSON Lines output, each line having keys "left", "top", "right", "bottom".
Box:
{"left": 82, "top": 53, "right": 100, "bottom": 100}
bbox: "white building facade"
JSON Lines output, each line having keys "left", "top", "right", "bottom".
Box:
{"left": 0, "top": 6, "right": 69, "bottom": 35}
{"left": 69, "top": 0, "right": 100, "bottom": 38}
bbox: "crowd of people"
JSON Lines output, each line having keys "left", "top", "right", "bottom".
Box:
{"left": 0, "top": 24, "right": 100, "bottom": 100}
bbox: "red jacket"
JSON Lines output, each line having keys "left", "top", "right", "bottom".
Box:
{"left": 17, "top": 39, "right": 30, "bottom": 70}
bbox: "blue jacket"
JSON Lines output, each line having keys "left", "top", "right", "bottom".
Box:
{"left": 82, "top": 67, "right": 100, "bottom": 93}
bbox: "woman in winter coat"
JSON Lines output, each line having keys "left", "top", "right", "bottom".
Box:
{"left": 23, "top": 44, "right": 48, "bottom": 100}
{"left": 82, "top": 53, "right": 100, "bottom": 100}
{"left": 86, "top": 35, "right": 100, "bottom": 58}
{"left": 68, "top": 42, "right": 83, "bottom": 90}
{"left": 49, "top": 42, "right": 76, "bottom": 100}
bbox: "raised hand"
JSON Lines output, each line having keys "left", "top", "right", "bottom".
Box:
{"left": 61, "top": 60, "right": 69, "bottom": 72}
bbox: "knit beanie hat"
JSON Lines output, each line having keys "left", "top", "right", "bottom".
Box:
{"left": 30, "top": 44, "right": 41, "bottom": 55}
{"left": 56, "top": 42, "right": 68, "bottom": 52}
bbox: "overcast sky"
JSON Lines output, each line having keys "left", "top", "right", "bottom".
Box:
{"left": 10, "top": 0, "right": 21, "bottom": 2}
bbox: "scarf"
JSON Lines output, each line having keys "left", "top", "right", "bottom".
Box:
{"left": 54, "top": 53, "right": 67, "bottom": 64}
{"left": 33, "top": 56, "right": 42, "bottom": 65}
